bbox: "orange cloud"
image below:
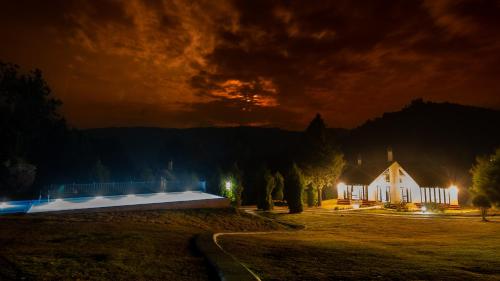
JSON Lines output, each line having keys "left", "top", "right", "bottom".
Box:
{"left": 1, "top": 0, "right": 499, "bottom": 129}
{"left": 210, "top": 78, "right": 279, "bottom": 109}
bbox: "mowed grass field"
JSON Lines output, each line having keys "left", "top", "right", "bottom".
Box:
{"left": 0, "top": 208, "right": 285, "bottom": 280}
{"left": 220, "top": 210, "right": 500, "bottom": 281}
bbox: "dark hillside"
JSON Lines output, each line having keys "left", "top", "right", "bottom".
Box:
{"left": 341, "top": 99, "right": 500, "bottom": 196}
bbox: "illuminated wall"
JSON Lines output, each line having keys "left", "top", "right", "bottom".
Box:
{"left": 340, "top": 161, "right": 458, "bottom": 205}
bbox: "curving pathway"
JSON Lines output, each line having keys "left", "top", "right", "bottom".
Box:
{"left": 199, "top": 206, "right": 495, "bottom": 281}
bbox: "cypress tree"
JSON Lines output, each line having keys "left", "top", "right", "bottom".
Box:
{"left": 284, "top": 163, "right": 304, "bottom": 213}
{"left": 272, "top": 171, "right": 284, "bottom": 201}
{"left": 257, "top": 167, "right": 274, "bottom": 211}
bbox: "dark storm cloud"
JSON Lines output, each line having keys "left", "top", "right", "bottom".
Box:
{"left": 0, "top": 0, "right": 499, "bottom": 129}
{"left": 190, "top": 0, "right": 500, "bottom": 128}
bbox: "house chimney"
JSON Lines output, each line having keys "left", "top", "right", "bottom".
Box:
{"left": 357, "top": 154, "right": 362, "bottom": 165}
{"left": 387, "top": 147, "right": 393, "bottom": 162}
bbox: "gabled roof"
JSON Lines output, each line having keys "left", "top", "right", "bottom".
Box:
{"left": 397, "top": 161, "right": 451, "bottom": 188}
{"left": 340, "top": 160, "right": 452, "bottom": 188}
{"left": 340, "top": 162, "right": 388, "bottom": 185}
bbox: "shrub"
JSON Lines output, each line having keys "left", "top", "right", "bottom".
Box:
{"left": 472, "top": 194, "right": 492, "bottom": 221}
{"left": 305, "top": 184, "right": 315, "bottom": 207}
{"left": 423, "top": 202, "right": 446, "bottom": 213}
{"left": 395, "top": 201, "right": 409, "bottom": 212}
{"left": 3, "top": 158, "right": 37, "bottom": 195}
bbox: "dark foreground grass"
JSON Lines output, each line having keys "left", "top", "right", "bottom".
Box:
{"left": 220, "top": 211, "right": 500, "bottom": 281}
{"left": 0, "top": 208, "right": 286, "bottom": 280}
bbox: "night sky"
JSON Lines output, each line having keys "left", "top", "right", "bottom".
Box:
{"left": 1, "top": 0, "right": 500, "bottom": 130}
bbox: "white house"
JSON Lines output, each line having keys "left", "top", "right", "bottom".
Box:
{"left": 337, "top": 149, "right": 459, "bottom": 208}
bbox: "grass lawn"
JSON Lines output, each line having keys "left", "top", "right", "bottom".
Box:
{"left": 0, "top": 208, "right": 285, "bottom": 280}
{"left": 219, "top": 210, "right": 500, "bottom": 281}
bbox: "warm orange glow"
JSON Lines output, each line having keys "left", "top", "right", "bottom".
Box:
{"left": 211, "top": 78, "right": 279, "bottom": 108}
{"left": 1, "top": 1, "right": 499, "bottom": 129}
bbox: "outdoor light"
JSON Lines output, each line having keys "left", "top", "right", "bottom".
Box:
{"left": 352, "top": 203, "right": 360, "bottom": 209}
{"left": 337, "top": 182, "right": 345, "bottom": 188}
{"left": 421, "top": 206, "right": 427, "bottom": 212}
{"left": 0, "top": 202, "right": 7, "bottom": 209}
{"left": 225, "top": 181, "right": 231, "bottom": 191}
{"left": 55, "top": 198, "right": 63, "bottom": 202}
{"left": 449, "top": 184, "right": 459, "bottom": 206}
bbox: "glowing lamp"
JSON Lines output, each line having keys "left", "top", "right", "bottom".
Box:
{"left": 352, "top": 203, "right": 359, "bottom": 209}
{"left": 337, "top": 182, "right": 346, "bottom": 192}
{"left": 449, "top": 185, "right": 459, "bottom": 205}
{"left": 225, "top": 181, "right": 231, "bottom": 191}
{"left": 0, "top": 202, "right": 7, "bottom": 209}
{"left": 421, "top": 206, "right": 427, "bottom": 212}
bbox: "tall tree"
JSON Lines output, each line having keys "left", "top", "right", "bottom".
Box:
{"left": 272, "top": 171, "right": 284, "bottom": 201}
{"left": 257, "top": 166, "right": 275, "bottom": 211}
{"left": 284, "top": 163, "right": 305, "bottom": 213}
{"left": 470, "top": 148, "right": 500, "bottom": 207}
{"left": 231, "top": 162, "right": 244, "bottom": 207}
{"left": 0, "top": 62, "right": 67, "bottom": 197}
{"left": 305, "top": 113, "right": 327, "bottom": 144}
{"left": 301, "top": 114, "right": 345, "bottom": 206}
